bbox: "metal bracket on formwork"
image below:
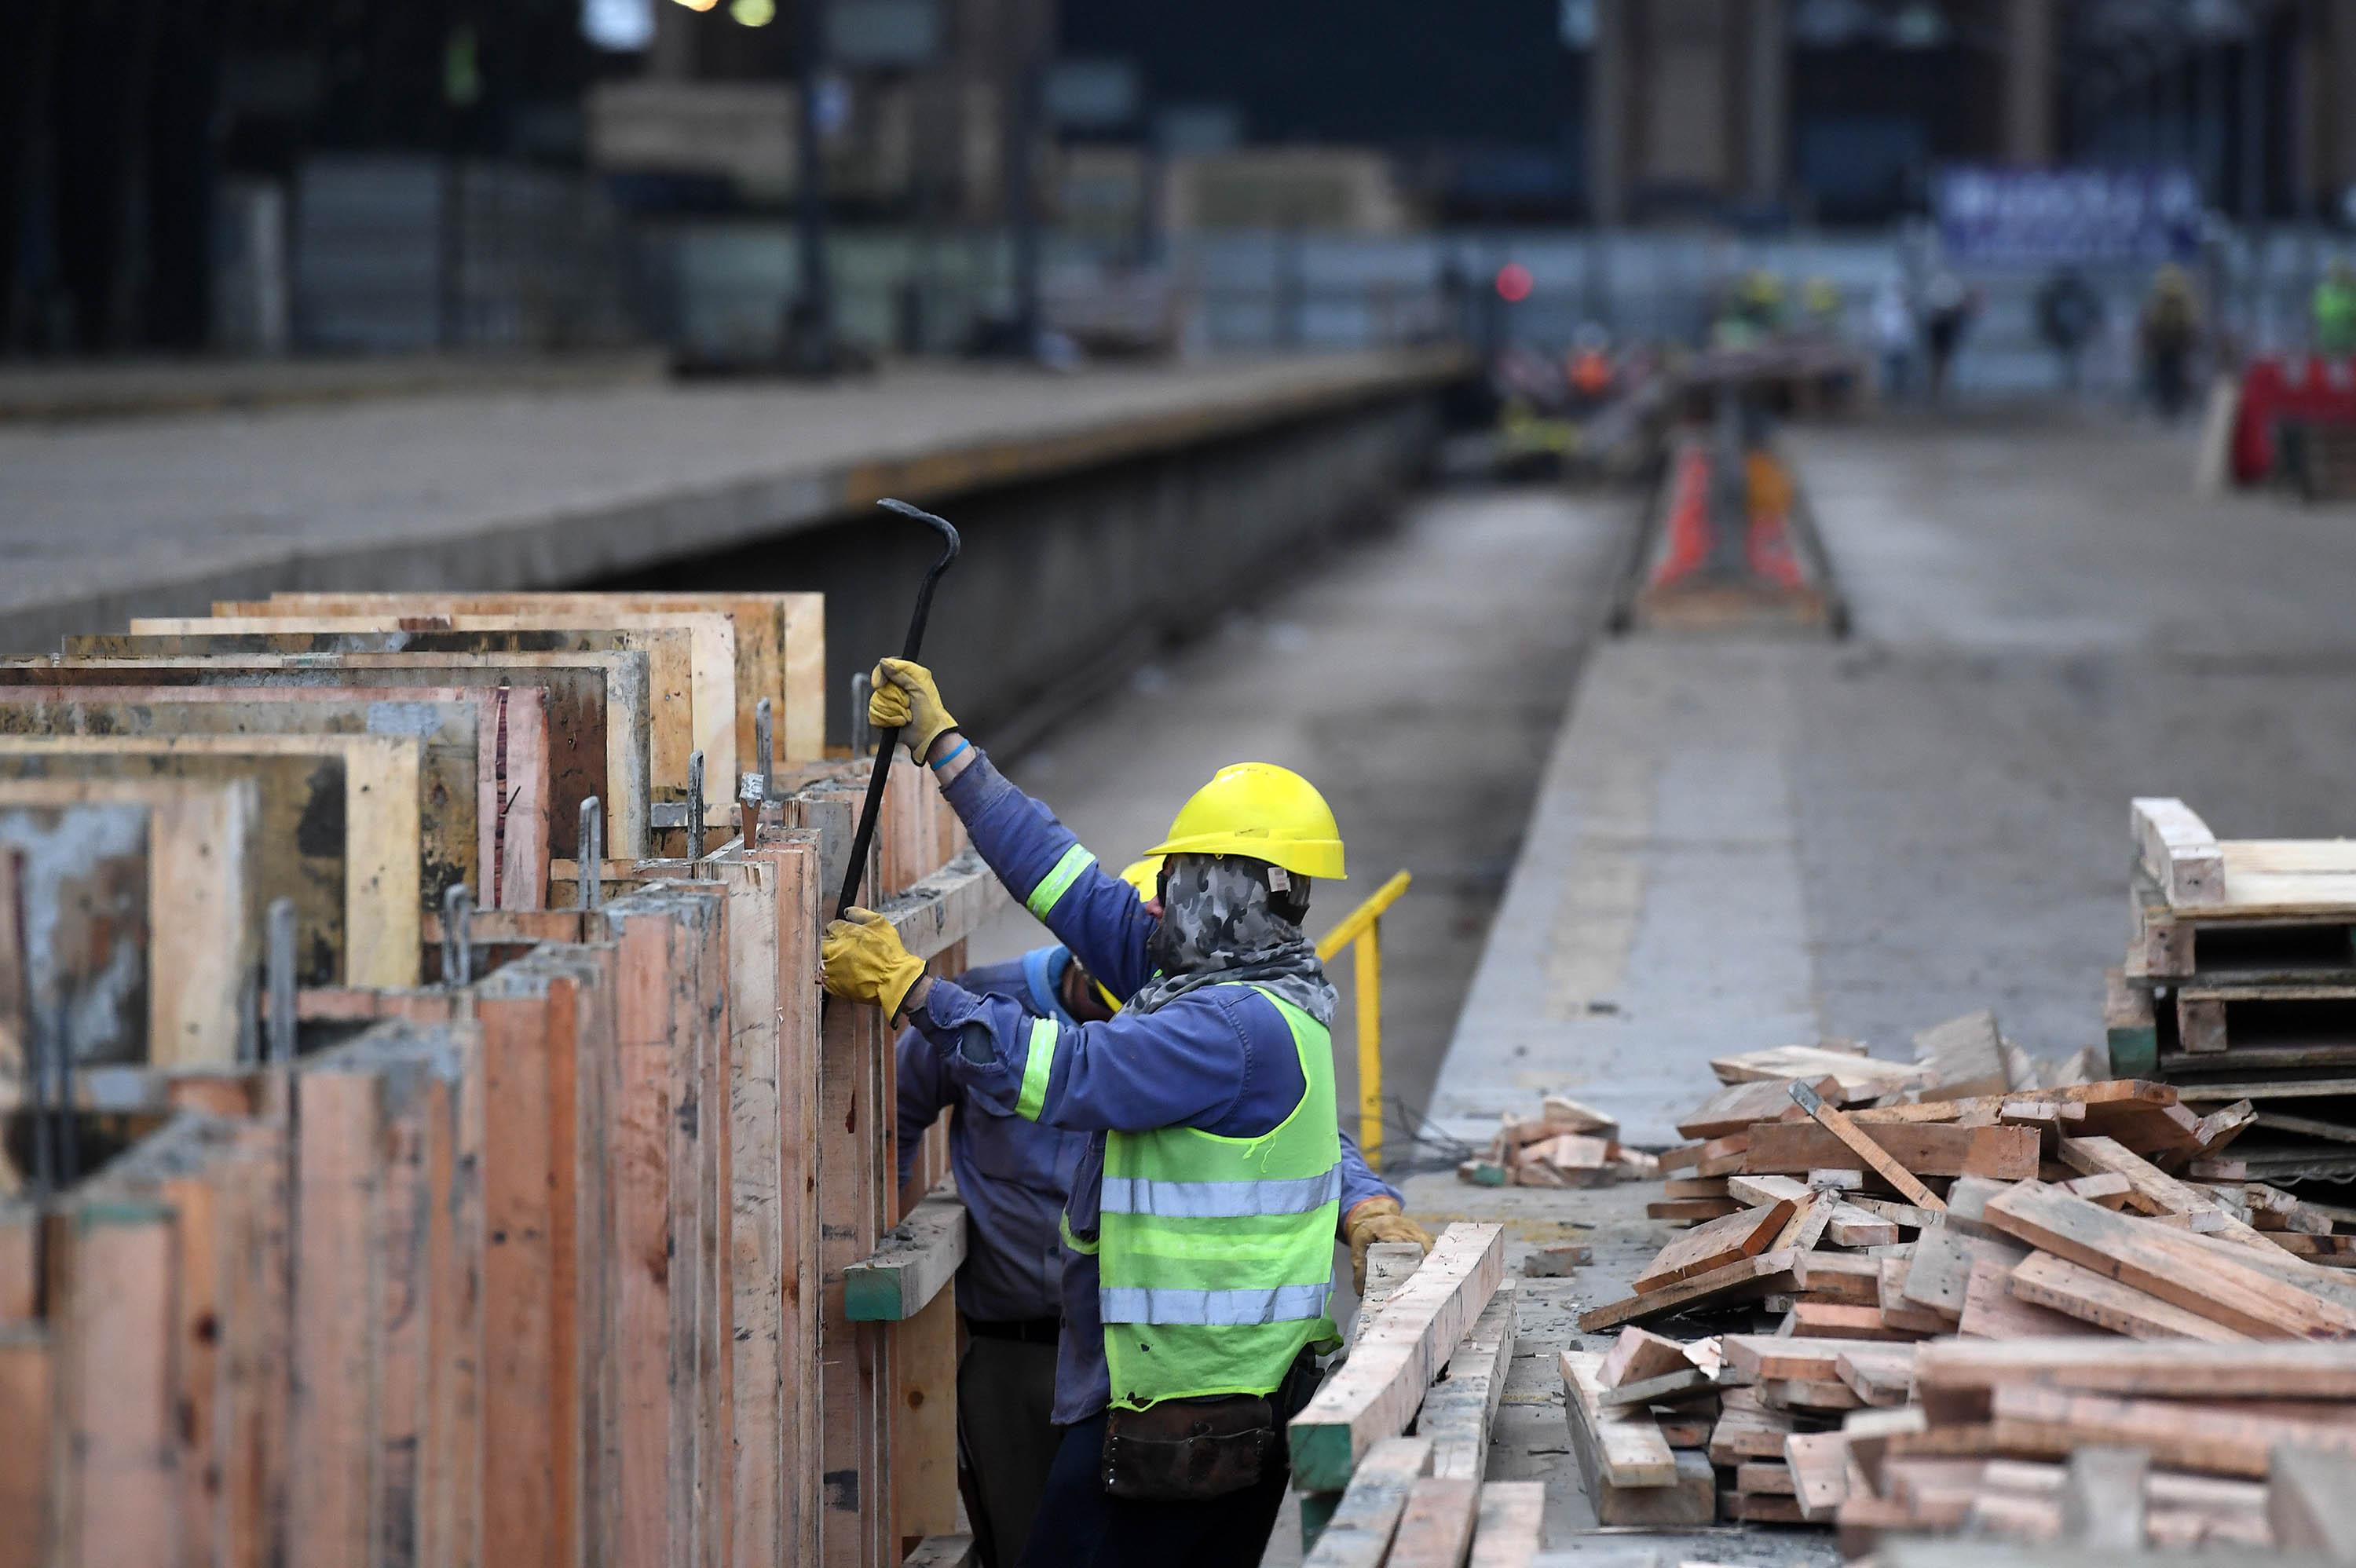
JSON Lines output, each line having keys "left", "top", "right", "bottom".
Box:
{"left": 441, "top": 883, "right": 474, "bottom": 988}
{"left": 851, "top": 672, "right": 874, "bottom": 759}
{"left": 266, "top": 896, "right": 298, "bottom": 1065}
{"left": 687, "top": 751, "right": 706, "bottom": 874}
{"left": 577, "top": 798, "right": 603, "bottom": 912}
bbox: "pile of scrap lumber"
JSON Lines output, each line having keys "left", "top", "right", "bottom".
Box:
{"left": 2109, "top": 796, "right": 2356, "bottom": 1184}
{"left": 1457, "top": 1094, "right": 1659, "bottom": 1188}
{"left": 1279, "top": 1223, "right": 1552, "bottom": 1567}
{"left": 0, "top": 590, "right": 1005, "bottom": 1568}
{"left": 1561, "top": 1008, "right": 2356, "bottom": 1556}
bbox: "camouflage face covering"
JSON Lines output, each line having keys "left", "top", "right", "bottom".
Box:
{"left": 1129, "top": 853, "right": 1337, "bottom": 1025}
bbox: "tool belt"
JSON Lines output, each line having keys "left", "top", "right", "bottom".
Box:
{"left": 1096, "top": 1348, "right": 1321, "bottom": 1503}
{"left": 1099, "top": 1395, "right": 1276, "bottom": 1502}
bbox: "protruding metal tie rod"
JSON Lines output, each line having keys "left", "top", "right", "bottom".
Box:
{"left": 266, "top": 896, "right": 298, "bottom": 1064}
{"left": 836, "top": 498, "right": 961, "bottom": 920}
{"left": 441, "top": 883, "right": 474, "bottom": 988}
{"left": 578, "top": 797, "right": 603, "bottom": 911}
{"left": 688, "top": 750, "right": 707, "bottom": 875}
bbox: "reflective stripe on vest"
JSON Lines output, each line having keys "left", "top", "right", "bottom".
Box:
{"left": 1099, "top": 1167, "right": 1341, "bottom": 1220}
{"left": 1026, "top": 843, "right": 1097, "bottom": 918}
{"left": 1015, "top": 1017, "right": 1059, "bottom": 1122}
{"left": 1099, "top": 1282, "right": 1333, "bottom": 1327}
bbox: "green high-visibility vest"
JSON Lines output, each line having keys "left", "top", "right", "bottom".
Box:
{"left": 1049, "top": 983, "right": 1343, "bottom": 1410}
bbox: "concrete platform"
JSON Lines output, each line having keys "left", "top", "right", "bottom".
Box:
{"left": 0, "top": 347, "right": 1462, "bottom": 657}
{"left": 1423, "top": 405, "right": 2356, "bottom": 1559}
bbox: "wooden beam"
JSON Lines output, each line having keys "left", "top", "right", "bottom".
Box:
{"left": 1578, "top": 1251, "right": 1798, "bottom": 1332}
{"left": 1384, "top": 1477, "right": 1480, "bottom": 1568}
{"left": 2269, "top": 1444, "right": 2356, "bottom": 1561}
{"left": 2133, "top": 797, "right": 2225, "bottom": 908}
{"left": 2007, "top": 1251, "right": 2252, "bottom": 1343}
{"left": 1558, "top": 1351, "right": 1675, "bottom": 1487}
{"left": 1288, "top": 1223, "right": 1504, "bottom": 1492}
{"left": 1300, "top": 1437, "right": 1432, "bottom": 1568}
{"left": 1421, "top": 1282, "right": 1516, "bottom": 1482}
{"left": 843, "top": 1186, "right": 966, "bottom": 1323}
{"left": 0, "top": 1325, "right": 49, "bottom": 1568}
{"left": 2060, "top": 1446, "right": 2147, "bottom": 1548}
{"left": 1465, "top": 1482, "right": 1545, "bottom": 1568}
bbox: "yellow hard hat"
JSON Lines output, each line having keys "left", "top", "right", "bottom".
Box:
{"left": 1116, "top": 857, "right": 1164, "bottom": 894}
{"left": 1143, "top": 763, "right": 1346, "bottom": 880}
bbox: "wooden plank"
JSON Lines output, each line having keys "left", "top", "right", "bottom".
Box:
{"left": 891, "top": 1285, "right": 960, "bottom": 1548}
{"left": 844, "top": 1185, "right": 965, "bottom": 1321}
{"left": 2133, "top": 797, "right": 2225, "bottom": 908}
{"left": 1710, "top": 1044, "right": 1923, "bottom": 1101}
{"left": 1901, "top": 1228, "right": 2010, "bottom": 1320}
{"left": 1988, "top": 1381, "right": 2356, "bottom": 1479}
{"left": 1721, "top": 1336, "right": 1894, "bottom": 1383}
{"left": 2007, "top": 1251, "right": 2253, "bottom": 1342}
{"left": 1577, "top": 1251, "right": 1797, "bottom": 1332}
{"left": 1300, "top": 1437, "right": 1432, "bottom": 1568}
{"left": 1560, "top": 1351, "right": 1677, "bottom": 1486}
{"left": 1981, "top": 1182, "right": 2356, "bottom": 1340}
{"left": 1835, "top": 1347, "right": 1916, "bottom": 1406}
{"left": 49, "top": 1200, "right": 181, "bottom": 1568}
{"left": 291, "top": 1070, "right": 382, "bottom": 1568}
{"left": 1421, "top": 1282, "right": 1516, "bottom": 1482}
{"left": 1385, "top": 1477, "right": 1480, "bottom": 1568}
{"left": 1912, "top": 1010, "right": 2011, "bottom": 1101}
{"left": 1959, "top": 1255, "right": 2102, "bottom": 1340}
{"left": 0, "top": 1325, "right": 49, "bottom": 1568}
{"left": 1465, "top": 1482, "right": 1545, "bottom": 1568}
{"left": 1750, "top": 1109, "right": 2033, "bottom": 1188}
{"left": 709, "top": 849, "right": 786, "bottom": 1568}
{"left": 2056, "top": 1135, "right": 2275, "bottom": 1248}
{"left": 1791, "top": 1302, "right": 1915, "bottom": 1341}
{"left": 1289, "top": 1223, "right": 1505, "bottom": 1491}
{"left": 1631, "top": 1201, "right": 1792, "bottom": 1293}
{"left": 1675, "top": 1074, "right": 1831, "bottom": 1139}
{"left": 7, "top": 652, "right": 649, "bottom": 859}
{"left": 1597, "top": 1325, "right": 1689, "bottom": 1389}
{"left": 1784, "top": 1430, "right": 1853, "bottom": 1520}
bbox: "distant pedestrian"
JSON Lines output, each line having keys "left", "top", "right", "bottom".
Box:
{"left": 1871, "top": 276, "right": 1915, "bottom": 400}
{"left": 1922, "top": 272, "right": 1975, "bottom": 401}
{"left": 2036, "top": 269, "right": 2103, "bottom": 394}
{"left": 2141, "top": 264, "right": 2201, "bottom": 420}
{"left": 2315, "top": 259, "right": 2356, "bottom": 358}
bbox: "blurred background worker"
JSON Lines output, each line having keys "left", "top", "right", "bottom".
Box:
{"left": 895, "top": 856, "right": 1425, "bottom": 1568}
{"left": 2141, "top": 264, "right": 2202, "bottom": 420}
{"left": 2317, "top": 260, "right": 2356, "bottom": 359}
{"left": 829, "top": 657, "right": 1420, "bottom": 1566}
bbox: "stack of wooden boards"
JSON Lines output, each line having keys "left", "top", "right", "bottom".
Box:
{"left": 0, "top": 589, "right": 1009, "bottom": 1568}
{"left": 1558, "top": 1017, "right": 2356, "bottom": 1557}
{"left": 1284, "top": 1223, "right": 1551, "bottom": 1568}
{"left": 2109, "top": 796, "right": 2356, "bottom": 1183}
{"left": 1455, "top": 1094, "right": 1660, "bottom": 1189}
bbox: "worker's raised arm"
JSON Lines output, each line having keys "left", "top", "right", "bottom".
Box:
{"left": 869, "top": 659, "right": 1156, "bottom": 997}
{"left": 894, "top": 1022, "right": 951, "bottom": 1191}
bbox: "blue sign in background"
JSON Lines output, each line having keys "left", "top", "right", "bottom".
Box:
{"left": 1935, "top": 166, "right": 2204, "bottom": 265}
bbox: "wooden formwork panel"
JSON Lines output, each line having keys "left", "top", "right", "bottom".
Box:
{"left": 0, "top": 685, "right": 550, "bottom": 910}
{"left": 235, "top": 592, "right": 827, "bottom": 767}
{"left": 84, "top": 625, "right": 710, "bottom": 826}
{"left": 0, "top": 736, "right": 416, "bottom": 989}
{"left": 0, "top": 653, "right": 649, "bottom": 861}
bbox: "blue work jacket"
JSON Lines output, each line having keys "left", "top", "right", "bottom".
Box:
{"left": 909, "top": 748, "right": 1398, "bottom": 1424}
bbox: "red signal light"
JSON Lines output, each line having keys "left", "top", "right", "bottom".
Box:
{"left": 1494, "top": 263, "right": 1533, "bottom": 302}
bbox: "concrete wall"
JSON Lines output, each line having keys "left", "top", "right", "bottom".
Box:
{"left": 604, "top": 391, "right": 1440, "bottom": 747}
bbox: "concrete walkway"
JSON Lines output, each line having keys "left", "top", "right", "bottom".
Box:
{"left": 0, "top": 347, "right": 1460, "bottom": 656}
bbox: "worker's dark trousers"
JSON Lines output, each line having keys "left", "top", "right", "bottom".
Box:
{"left": 956, "top": 1326, "right": 1063, "bottom": 1568}
{"left": 1016, "top": 1352, "right": 1323, "bottom": 1568}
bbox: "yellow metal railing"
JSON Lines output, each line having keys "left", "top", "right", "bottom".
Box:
{"left": 1316, "top": 870, "right": 1411, "bottom": 1170}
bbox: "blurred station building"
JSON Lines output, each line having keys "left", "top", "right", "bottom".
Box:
{"left": 4, "top": 0, "right": 2356, "bottom": 386}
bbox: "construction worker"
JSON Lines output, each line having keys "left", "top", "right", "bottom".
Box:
{"left": 897, "top": 867, "right": 1423, "bottom": 1568}
{"left": 828, "top": 660, "right": 1416, "bottom": 1566}
{"left": 2316, "top": 259, "right": 2356, "bottom": 358}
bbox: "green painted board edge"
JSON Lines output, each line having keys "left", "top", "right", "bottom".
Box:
{"left": 2108, "top": 1024, "right": 2159, "bottom": 1080}
{"left": 1286, "top": 1423, "right": 1362, "bottom": 1493}
{"left": 843, "top": 1269, "right": 912, "bottom": 1323}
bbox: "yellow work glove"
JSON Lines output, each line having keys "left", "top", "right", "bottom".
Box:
{"left": 1343, "top": 1196, "right": 1435, "bottom": 1295}
{"left": 821, "top": 907, "right": 928, "bottom": 1020}
{"left": 869, "top": 658, "right": 959, "bottom": 762}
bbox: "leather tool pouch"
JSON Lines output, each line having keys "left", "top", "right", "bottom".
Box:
{"left": 1099, "top": 1395, "right": 1276, "bottom": 1501}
